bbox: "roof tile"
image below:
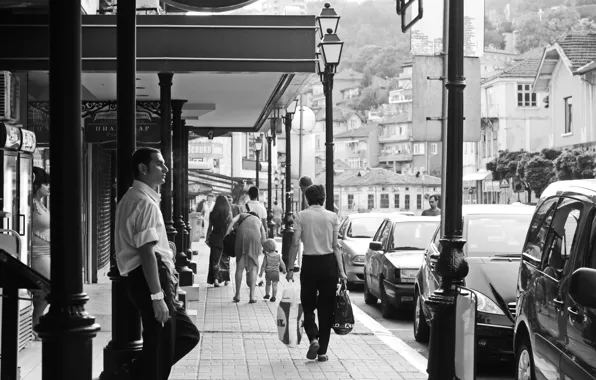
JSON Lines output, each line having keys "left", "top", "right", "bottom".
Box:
{"left": 558, "top": 33, "right": 596, "bottom": 70}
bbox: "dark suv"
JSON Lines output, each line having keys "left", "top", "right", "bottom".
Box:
{"left": 515, "top": 180, "right": 596, "bottom": 380}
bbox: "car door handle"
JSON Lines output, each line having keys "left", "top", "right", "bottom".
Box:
{"left": 567, "top": 306, "right": 581, "bottom": 322}
{"left": 553, "top": 298, "right": 564, "bottom": 310}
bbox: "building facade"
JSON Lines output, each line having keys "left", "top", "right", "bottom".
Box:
{"left": 316, "top": 168, "right": 441, "bottom": 216}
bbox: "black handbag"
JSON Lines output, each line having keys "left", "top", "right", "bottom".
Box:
{"left": 333, "top": 280, "right": 355, "bottom": 335}
{"left": 223, "top": 213, "right": 253, "bottom": 258}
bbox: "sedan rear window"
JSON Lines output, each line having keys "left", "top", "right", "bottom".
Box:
{"left": 391, "top": 221, "right": 439, "bottom": 250}
{"left": 466, "top": 214, "right": 533, "bottom": 257}
{"left": 348, "top": 217, "right": 386, "bottom": 238}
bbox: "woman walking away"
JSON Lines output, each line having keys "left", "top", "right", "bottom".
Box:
{"left": 206, "top": 195, "right": 232, "bottom": 286}
{"left": 231, "top": 209, "right": 266, "bottom": 303}
{"left": 286, "top": 184, "right": 347, "bottom": 362}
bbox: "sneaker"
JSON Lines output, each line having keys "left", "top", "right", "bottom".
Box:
{"left": 317, "top": 354, "right": 329, "bottom": 362}
{"left": 270, "top": 297, "right": 276, "bottom": 302}
{"left": 306, "top": 339, "right": 320, "bottom": 360}
{"left": 264, "top": 294, "right": 270, "bottom": 299}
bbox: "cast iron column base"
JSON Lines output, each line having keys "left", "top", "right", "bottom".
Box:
{"left": 36, "top": 294, "right": 101, "bottom": 379}
{"left": 425, "top": 237, "right": 468, "bottom": 380}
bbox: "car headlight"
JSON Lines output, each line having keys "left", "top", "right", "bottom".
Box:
{"left": 474, "top": 291, "right": 505, "bottom": 315}
{"left": 352, "top": 255, "right": 365, "bottom": 264}
{"left": 399, "top": 268, "right": 418, "bottom": 283}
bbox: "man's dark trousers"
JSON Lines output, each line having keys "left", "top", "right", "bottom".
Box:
{"left": 125, "top": 266, "right": 200, "bottom": 380}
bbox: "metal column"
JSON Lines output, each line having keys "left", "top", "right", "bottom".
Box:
{"left": 426, "top": 1, "right": 469, "bottom": 379}
{"left": 37, "top": 0, "right": 100, "bottom": 378}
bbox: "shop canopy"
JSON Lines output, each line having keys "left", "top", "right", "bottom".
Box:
{"left": 0, "top": 13, "right": 316, "bottom": 134}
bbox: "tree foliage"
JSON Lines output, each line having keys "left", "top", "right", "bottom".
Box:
{"left": 515, "top": 7, "right": 582, "bottom": 53}
{"left": 486, "top": 147, "right": 596, "bottom": 197}
{"left": 349, "top": 85, "right": 389, "bottom": 112}
{"left": 525, "top": 156, "right": 556, "bottom": 197}
{"left": 306, "top": 0, "right": 411, "bottom": 79}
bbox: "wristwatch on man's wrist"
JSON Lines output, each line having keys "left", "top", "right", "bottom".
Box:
{"left": 150, "top": 291, "right": 164, "bottom": 301}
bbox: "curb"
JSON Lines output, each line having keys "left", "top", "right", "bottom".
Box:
{"left": 351, "top": 303, "right": 428, "bottom": 374}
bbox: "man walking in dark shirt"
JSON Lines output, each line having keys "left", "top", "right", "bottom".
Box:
{"left": 421, "top": 194, "right": 441, "bottom": 216}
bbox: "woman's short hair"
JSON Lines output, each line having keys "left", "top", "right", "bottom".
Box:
{"left": 32, "top": 167, "right": 50, "bottom": 194}
{"left": 305, "top": 184, "right": 325, "bottom": 206}
{"left": 131, "top": 147, "right": 161, "bottom": 178}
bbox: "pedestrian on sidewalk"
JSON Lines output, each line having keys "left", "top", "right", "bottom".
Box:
{"left": 272, "top": 201, "right": 283, "bottom": 236}
{"left": 244, "top": 186, "right": 268, "bottom": 231}
{"left": 103, "top": 147, "right": 200, "bottom": 380}
{"left": 421, "top": 194, "right": 441, "bottom": 216}
{"left": 205, "top": 195, "right": 232, "bottom": 287}
{"left": 227, "top": 195, "right": 241, "bottom": 217}
{"left": 230, "top": 204, "right": 267, "bottom": 304}
{"left": 30, "top": 166, "right": 51, "bottom": 339}
{"left": 259, "top": 238, "right": 286, "bottom": 302}
{"left": 286, "top": 184, "right": 347, "bottom": 362}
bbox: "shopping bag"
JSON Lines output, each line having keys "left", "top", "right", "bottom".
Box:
{"left": 276, "top": 286, "right": 304, "bottom": 347}
{"left": 333, "top": 280, "right": 355, "bottom": 335}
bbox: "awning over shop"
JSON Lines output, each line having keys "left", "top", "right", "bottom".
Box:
{"left": 462, "top": 170, "right": 493, "bottom": 182}
{"left": 1, "top": 14, "right": 317, "bottom": 134}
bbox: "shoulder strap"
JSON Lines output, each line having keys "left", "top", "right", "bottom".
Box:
{"left": 246, "top": 203, "right": 250, "bottom": 212}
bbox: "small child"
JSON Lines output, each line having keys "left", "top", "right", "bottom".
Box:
{"left": 259, "top": 238, "right": 286, "bottom": 302}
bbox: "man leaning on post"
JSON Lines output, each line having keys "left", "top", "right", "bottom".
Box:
{"left": 100, "top": 147, "right": 200, "bottom": 380}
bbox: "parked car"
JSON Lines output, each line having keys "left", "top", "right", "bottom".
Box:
{"left": 338, "top": 213, "right": 388, "bottom": 289}
{"left": 515, "top": 180, "right": 596, "bottom": 380}
{"left": 414, "top": 204, "right": 534, "bottom": 362}
{"left": 364, "top": 216, "right": 440, "bottom": 317}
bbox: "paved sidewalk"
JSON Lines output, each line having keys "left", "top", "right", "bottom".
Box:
{"left": 18, "top": 241, "right": 426, "bottom": 380}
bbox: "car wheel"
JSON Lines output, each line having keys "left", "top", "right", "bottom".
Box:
{"left": 363, "top": 274, "right": 377, "bottom": 305}
{"left": 380, "top": 283, "right": 396, "bottom": 319}
{"left": 413, "top": 289, "right": 430, "bottom": 342}
{"left": 516, "top": 336, "right": 536, "bottom": 380}
{"left": 346, "top": 281, "right": 356, "bottom": 291}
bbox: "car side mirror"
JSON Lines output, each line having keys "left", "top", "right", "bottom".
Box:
{"left": 569, "top": 268, "right": 596, "bottom": 308}
{"left": 369, "top": 241, "right": 383, "bottom": 251}
{"left": 429, "top": 252, "right": 440, "bottom": 261}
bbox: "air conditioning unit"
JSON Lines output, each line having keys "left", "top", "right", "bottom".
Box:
{"left": 0, "top": 71, "right": 20, "bottom": 123}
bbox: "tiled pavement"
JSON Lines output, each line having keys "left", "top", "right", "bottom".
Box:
{"left": 18, "top": 240, "right": 426, "bottom": 380}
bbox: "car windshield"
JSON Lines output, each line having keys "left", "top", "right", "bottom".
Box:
{"left": 391, "top": 221, "right": 439, "bottom": 250}
{"left": 466, "top": 214, "right": 533, "bottom": 257}
{"left": 347, "top": 217, "right": 386, "bottom": 238}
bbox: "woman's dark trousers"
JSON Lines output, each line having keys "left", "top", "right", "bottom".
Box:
{"left": 125, "top": 265, "right": 201, "bottom": 380}
{"left": 300, "top": 253, "right": 338, "bottom": 355}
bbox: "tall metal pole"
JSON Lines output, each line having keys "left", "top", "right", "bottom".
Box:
{"left": 425, "top": 1, "right": 469, "bottom": 380}
{"left": 255, "top": 149, "right": 260, "bottom": 188}
{"left": 159, "top": 73, "right": 177, "bottom": 244}
{"left": 102, "top": 1, "right": 143, "bottom": 374}
{"left": 298, "top": 95, "right": 304, "bottom": 208}
{"left": 172, "top": 100, "right": 193, "bottom": 286}
{"left": 281, "top": 114, "right": 295, "bottom": 269}
{"left": 38, "top": 0, "right": 100, "bottom": 378}
{"left": 324, "top": 68, "right": 335, "bottom": 212}
{"left": 267, "top": 134, "right": 275, "bottom": 238}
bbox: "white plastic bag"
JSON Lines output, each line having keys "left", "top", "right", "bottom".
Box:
{"left": 276, "top": 287, "right": 304, "bottom": 347}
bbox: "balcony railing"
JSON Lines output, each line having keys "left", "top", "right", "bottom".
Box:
{"left": 378, "top": 134, "right": 412, "bottom": 143}
{"left": 378, "top": 152, "right": 412, "bottom": 162}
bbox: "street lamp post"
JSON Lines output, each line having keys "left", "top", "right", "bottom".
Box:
{"left": 266, "top": 128, "right": 276, "bottom": 238}
{"left": 280, "top": 165, "right": 286, "bottom": 215}
{"left": 414, "top": 2, "right": 469, "bottom": 380}
{"left": 316, "top": 3, "right": 343, "bottom": 212}
{"left": 254, "top": 135, "right": 262, "bottom": 188}
{"left": 281, "top": 98, "right": 299, "bottom": 269}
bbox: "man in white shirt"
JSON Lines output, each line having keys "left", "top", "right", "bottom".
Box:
{"left": 286, "top": 184, "right": 347, "bottom": 362}
{"left": 244, "top": 186, "right": 268, "bottom": 231}
{"left": 101, "top": 147, "right": 200, "bottom": 380}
